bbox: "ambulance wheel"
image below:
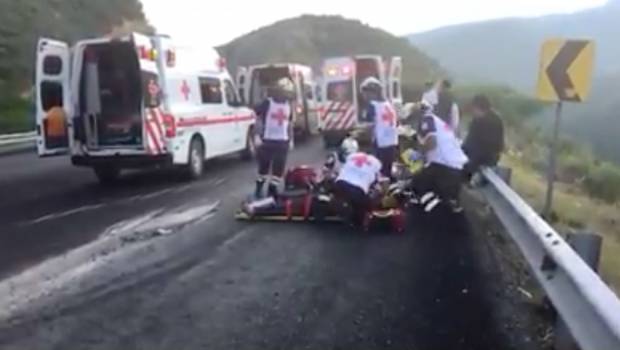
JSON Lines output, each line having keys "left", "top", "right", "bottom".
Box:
{"left": 94, "top": 166, "right": 120, "bottom": 185}
{"left": 241, "top": 128, "right": 256, "bottom": 160}
{"left": 186, "top": 137, "right": 205, "bottom": 180}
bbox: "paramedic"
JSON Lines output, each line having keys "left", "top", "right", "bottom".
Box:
{"left": 335, "top": 151, "right": 382, "bottom": 227}
{"left": 254, "top": 78, "right": 295, "bottom": 198}
{"left": 436, "top": 79, "right": 460, "bottom": 135}
{"left": 412, "top": 100, "right": 469, "bottom": 213}
{"left": 361, "top": 77, "right": 399, "bottom": 178}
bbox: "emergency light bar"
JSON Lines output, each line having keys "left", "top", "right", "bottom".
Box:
{"left": 138, "top": 46, "right": 157, "bottom": 61}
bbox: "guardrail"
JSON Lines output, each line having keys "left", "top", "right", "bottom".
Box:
{"left": 478, "top": 168, "right": 620, "bottom": 350}
{"left": 0, "top": 131, "right": 36, "bottom": 151}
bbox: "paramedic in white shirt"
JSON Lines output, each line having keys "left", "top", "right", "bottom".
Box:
{"left": 412, "top": 100, "right": 469, "bottom": 213}
{"left": 361, "top": 77, "right": 399, "bottom": 178}
{"left": 254, "top": 78, "right": 295, "bottom": 198}
{"left": 436, "top": 79, "right": 460, "bottom": 136}
{"left": 335, "top": 151, "right": 382, "bottom": 227}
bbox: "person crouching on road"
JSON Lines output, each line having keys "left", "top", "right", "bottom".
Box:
{"left": 360, "top": 77, "right": 399, "bottom": 178}
{"left": 254, "top": 78, "right": 295, "bottom": 199}
{"left": 335, "top": 151, "right": 382, "bottom": 228}
{"left": 411, "top": 100, "right": 469, "bottom": 213}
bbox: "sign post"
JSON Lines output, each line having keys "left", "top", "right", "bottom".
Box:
{"left": 536, "top": 39, "right": 595, "bottom": 218}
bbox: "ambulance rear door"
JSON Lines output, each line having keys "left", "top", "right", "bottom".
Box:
{"left": 236, "top": 67, "right": 248, "bottom": 105}
{"left": 35, "top": 38, "right": 72, "bottom": 156}
{"left": 388, "top": 57, "right": 403, "bottom": 105}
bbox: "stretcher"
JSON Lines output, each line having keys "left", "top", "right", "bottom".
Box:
{"left": 235, "top": 187, "right": 407, "bottom": 233}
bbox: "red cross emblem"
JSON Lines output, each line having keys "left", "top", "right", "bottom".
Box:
{"left": 180, "top": 80, "right": 191, "bottom": 101}
{"left": 271, "top": 108, "right": 287, "bottom": 126}
{"left": 381, "top": 107, "right": 396, "bottom": 127}
{"left": 352, "top": 154, "right": 370, "bottom": 168}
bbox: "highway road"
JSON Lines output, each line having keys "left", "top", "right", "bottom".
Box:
{"left": 0, "top": 141, "right": 546, "bottom": 349}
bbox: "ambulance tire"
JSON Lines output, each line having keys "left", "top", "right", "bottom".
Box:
{"left": 185, "top": 136, "right": 205, "bottom": 180}
{"left": 93, "top": 166, "right": 120, "bottom": 185}
{"left": 241, "top": 127, "right": 256, "bottom": 160}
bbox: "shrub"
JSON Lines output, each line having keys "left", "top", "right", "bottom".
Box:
{"left": 0, "top": 96, "right": 32, "bottom": 134}
{"left": 584, "top": 163, "right": 620, "bottom": 203}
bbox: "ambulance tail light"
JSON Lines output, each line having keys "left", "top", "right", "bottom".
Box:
{"left": 296, "top": 105, "right": 303, "bottom": 114}
{"left": 163, "top": 114, "right": 176, "bottom": 138}
{"left": 341, "top": 66, "right": 352, "bottom": 75}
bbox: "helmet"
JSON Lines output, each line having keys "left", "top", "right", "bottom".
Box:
{"left": 275, "top": 78, "right": 295, "bottom": 95}
{"left": 360, "top": 77, "right": 383, "bottom": 93}
{"left": 339, "top": 136, "right": 359, "bottom": 163}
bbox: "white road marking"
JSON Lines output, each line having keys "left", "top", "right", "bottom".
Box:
{"left": 28, "top": 203, "right": 106, "bottom": 225}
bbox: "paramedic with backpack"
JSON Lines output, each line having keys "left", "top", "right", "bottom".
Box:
{"left": 361, "top": 77, "right": 399, "bottom": 178}
{"left": 254, "top": 78, "right": 295, "bottom": 198}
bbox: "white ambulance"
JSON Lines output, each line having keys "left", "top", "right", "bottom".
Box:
{"left": 319, "top": 55, "right": 402, "bottom": 147}
{"left": 236, "top": 63, "right": 318, "bottom": 140}
{"left": 35, "top": 33, "right": 255, "bottom": 183}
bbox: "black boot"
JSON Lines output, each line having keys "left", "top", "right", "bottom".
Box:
{"left": 268, "top": 182, "right": 279, "bottom": 199}
{"left": 255, "top": 179, "right": 265, "bottom": 199}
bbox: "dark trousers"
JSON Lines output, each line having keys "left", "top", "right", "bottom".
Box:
{"left": 375, "top": 145, "right": 397, "bottom": 178}
{"left": 410, "top": 163, "right": 463, "bottom": 202}
{"left": 335, "top": 180, "right": 370, "bottom": 226}
{"left": 258, "top": 140, "right": 289, "bottom": 178}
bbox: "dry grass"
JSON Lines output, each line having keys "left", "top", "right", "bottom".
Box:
{"left": 502, "top": 154, "right": 620, "bottom": 294}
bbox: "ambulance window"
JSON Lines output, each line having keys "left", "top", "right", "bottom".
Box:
{"left": 327, "top": 81, "right": 353, "bottom": 102}
{"left": 224, "top": 80, "right": 239, "bottom": 106}
{"left": 43, "top": 56, "right": 62, "bottom": 75}
{"left": 304, "top": 84, "right": 314, "bottom": 100}
{"left": 393, "top": 81, "right": 401, "bottom": 99}
{"left": 142, "top": 72, "right": 161, "bottom": 108}
{"left": 199, "top": 77, "right": 222, "bottom": 104}
{"left": 40, "top": 82, "right": 63, "bottom": 111}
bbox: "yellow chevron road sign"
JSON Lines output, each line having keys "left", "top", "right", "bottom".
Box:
{"left": 536, "top": 39, "right": 595, "bottom": 102}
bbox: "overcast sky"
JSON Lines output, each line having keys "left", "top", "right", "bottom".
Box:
{"left": 142, "top": 0, "right": 607, "bottom": 45}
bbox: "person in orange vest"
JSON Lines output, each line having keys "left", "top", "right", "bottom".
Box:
{"left": 46, "top": 106, "right": 67, "bottom": 138}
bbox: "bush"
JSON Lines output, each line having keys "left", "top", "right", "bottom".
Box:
{"left": 558, "top": 152, "right": 593, "bottom": 183}
{"left": 584, "top": 163, "right": 620, "bottom": 203}
{"left": 0, "top": 96, "right": 32, "bottom": 134}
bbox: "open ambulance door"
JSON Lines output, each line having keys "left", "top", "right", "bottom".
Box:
{"left": 388, "top": 57, "right": 403, "bottom": 104}
{"left": 35, "top": 38, "right": 72, "bottom": 156}
{"left": 236, "top": 67, "right": 248, "bottom": 105}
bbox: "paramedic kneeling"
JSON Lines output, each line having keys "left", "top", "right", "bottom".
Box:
{"left": 413, "top": 101, "right": 469, "bottom": 213}
{"left": 254, "top": 78, "right": 295, "bottom": 198}
{"left": 361, "top": 77, "right": 399, "bottom": 178}
{"left": 335, "top": 152, "right": 382, "bottom": 227}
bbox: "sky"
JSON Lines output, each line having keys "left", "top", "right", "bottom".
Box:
{"left": 141, "top": 0, "right": 607, "bottom": 46}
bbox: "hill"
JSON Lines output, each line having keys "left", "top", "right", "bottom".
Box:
{"left": 219, "top": 15, "right": 442, "bottom": 93}
{"left": 408, "top": 0, "right": 619, "bottom": 91}
{"left": 408, "top": 0, "right": 620, "bottom": 164}
{"left": 0, "top": 0, "right": 152, "bottom": 133}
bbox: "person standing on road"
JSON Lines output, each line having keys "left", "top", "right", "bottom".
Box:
{"left": 410, "top": 100, "right": 469, "bottom": 213}
{"left": 361, "top": 77, "right": 399, "bottom": 178}
{"left": 462, "top": 94, "right": 505, "bottom": 174}
{"left": 436, "top": 79, "right": 461, "bottom": 136}
{"left": 253, "top": 78, "right": 295, "bottom": 199}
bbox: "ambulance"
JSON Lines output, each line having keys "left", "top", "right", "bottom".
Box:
{"left": 319, "top": 55, "right": 402, "bottom": 147}
{"left": 35, "top": 33, "right": 255, "bottom": 184}
{"left": 236, "top": 63, "right": 319, "bottom": 139}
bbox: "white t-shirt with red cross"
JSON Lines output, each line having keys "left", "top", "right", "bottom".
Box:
{"left": 371, "top": 101, "right": 399, "bottom": 148}
{"left": 336, "top": 152, "right": 382, "bottom": 194}
{"left": 263, "top": 98, "right": 291, "bottom": 141}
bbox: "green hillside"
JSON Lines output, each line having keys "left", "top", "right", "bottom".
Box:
{"left": 219, "top": 15, "right": 442, "bottom": 94}
{"left": 408, "top": 0, "right": 620, "bottom": 164}
{"left": 408, "top": 0, "right": 619, "bottom": 90}
{"left": 0, "top": 0, "right": 152, "bottom": 133}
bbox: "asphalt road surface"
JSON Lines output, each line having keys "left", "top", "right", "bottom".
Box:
{"left": 0, "top": 141, "right": 543, "bottom": 349}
